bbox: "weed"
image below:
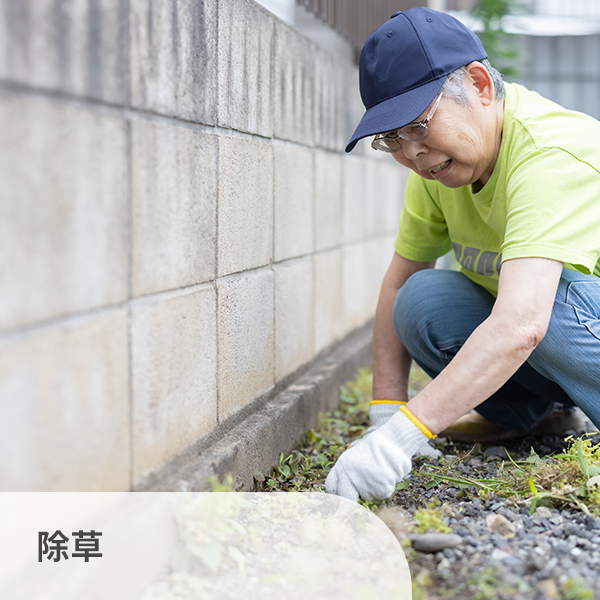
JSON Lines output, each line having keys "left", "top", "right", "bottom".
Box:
{"left": 411, "top": 501, "right": 452, "bottom": 534}
{"left": 413, "top": 436, "right": 600, "bottom": 515}
{"left": 208, "top": 474, "right": 235, "bottom": 492}
{"left": 561, "top": 577, "right": 594, "bottom": 600}
{"left": 412, "top": 568, "right": 431, "bottom": 600}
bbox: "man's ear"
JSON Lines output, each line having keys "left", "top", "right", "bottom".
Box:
{"left": 465, "top": 61, "right": 495, "bottom": 106}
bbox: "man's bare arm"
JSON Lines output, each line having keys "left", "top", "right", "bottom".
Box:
{"left": 373, "top": 253, "right": 436, "bottom": 402}
{"left": 407, "top": 257, "right": 564, "bottom": 432}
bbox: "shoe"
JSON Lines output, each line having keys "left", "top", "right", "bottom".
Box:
{"left": 439, "top": 407, "right": 586, "bottom": 443}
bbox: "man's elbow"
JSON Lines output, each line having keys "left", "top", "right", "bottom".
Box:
{"left": 514, "top": 320, "right": 548, "bottom": 357}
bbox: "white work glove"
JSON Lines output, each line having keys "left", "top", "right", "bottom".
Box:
{"left": 326, "top": 407, "right": 434, "bottom": 502}
{"left": 352, "top": 401, "right": 440, "bottom": 458}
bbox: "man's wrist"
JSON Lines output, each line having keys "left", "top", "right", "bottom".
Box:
{"left": 372, "top": 387, "right": 409, "bottom": 403}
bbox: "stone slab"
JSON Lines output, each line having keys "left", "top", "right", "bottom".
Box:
{"left": 131, "top": 120, "right": 217, "bottom": 297}
{"left": 131, "top": 285, "right": 218, "bottom": 487}
{"left": 130, "top": 0, "right": 217, "bottom": 124}
{"left": 0, "top": 93, "right": 128, "bottom": 331}
{"left": 0, "top": 309, "right": 129, "bottom": 491}
{"left": 217, "top": 269, "right": 275, "bottom": 421}
{"left": 218, "top": 136, "right": 273, "bottom": 276}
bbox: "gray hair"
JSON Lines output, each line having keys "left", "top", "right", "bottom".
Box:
{"left": 440, "top": 59, "right": 505, "bottom": 106}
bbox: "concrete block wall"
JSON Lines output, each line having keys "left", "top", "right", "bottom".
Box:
{"left": 0, "top": 0, "right": 408, "bottom": 491}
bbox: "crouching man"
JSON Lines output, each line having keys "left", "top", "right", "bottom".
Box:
{"left": 326, "top": 7, "right": 600, "bottom": 502}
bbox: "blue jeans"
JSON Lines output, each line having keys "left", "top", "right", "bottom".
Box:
{"left": 393, "top": 268, "right": 600, "bottom": 431}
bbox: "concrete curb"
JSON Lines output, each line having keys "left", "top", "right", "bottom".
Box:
{"left": 149, "top": 323, "right": 373, "bottom": 492}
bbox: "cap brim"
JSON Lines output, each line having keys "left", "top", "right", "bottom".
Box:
{"left": 345, "top": 78, "right": 445, "bottom": 153}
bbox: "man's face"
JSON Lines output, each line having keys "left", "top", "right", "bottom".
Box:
{"left": 388, "top": 77, "right": 500, "bottom": 189}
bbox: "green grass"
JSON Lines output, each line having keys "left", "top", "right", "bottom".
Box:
{"left": 248, "top": 364, "right": 600, "bottom": 516}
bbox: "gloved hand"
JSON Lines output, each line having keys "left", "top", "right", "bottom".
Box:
{"left": 351, "top": 400, "right": 440, "bottom": 458}
{"left": 326, "top": 406, "right": 436, "bottom": 502}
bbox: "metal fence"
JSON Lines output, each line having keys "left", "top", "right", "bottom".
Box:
{"left": 295, "top": 0, "right": 423, "bottom": 51}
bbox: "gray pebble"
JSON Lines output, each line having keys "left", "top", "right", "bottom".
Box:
{"left": 411, "top": 533, "right": 463, "bottom": 553}
{"left": 484, "top": 446, "right": 508, "bottom": 459}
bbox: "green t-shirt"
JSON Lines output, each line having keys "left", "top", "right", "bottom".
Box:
{"left": 394, "top": 83, "right": 600, "bottom": 296}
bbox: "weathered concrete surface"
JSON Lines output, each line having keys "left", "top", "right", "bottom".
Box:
{"left": 218, "top": 136, "right": 274, "bottom": 276}
{"left": 342, "top": 241, "right": 389, "bottom": 334}
{"left": 0, "top": 0, "right": 129, "bottom": 104}
{"left": 217, "top": 0, "right": 274, "bottom": 137}
{"left": 0, "top": 309, "right": 129, "bottom": 491}
{"left": 130, "top": 0, "right": 218, "bottom": 124}
{"left": 314, "top": 249, "right": 344, "bottom": 355}
{"left": 272, "top": 19, "right": 315, "bottom": 146}
{"left": 314, "top": 150, "right": 343, "bottom": 252}
{"left": 146, "top": 322, "right": 373, "bottom": 492}
{"left": 131, "top": 120, "right": 218, "bottom": 296}
{"left": 274, "top": 142, "right": 314, "bottom": 262}
{"left": 274, "top": 257, "right": 314, "bottom": 382}
{"left": 0, "top": 0, "right": 410, "bottom": 493}
{"left": 217, "top": 269, "right": 275, "bottom": 421}
{"left": 0, "top": 93, "right": 128, "bottom": 331}
{"left": 342, "top": 155, "right": 368, "bottom": 244}
{"left": 131, "top": 285, "right": 217, "bottom": 487}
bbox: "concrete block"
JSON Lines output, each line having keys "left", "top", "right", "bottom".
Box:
{"left": 131, "top": 120, "right": 217, "bottom": 297}
{"left": 0, "top": 93, "right": 128, "bottom": 331}
{"left": 274, "top": 257, "right": 314, "bottom": 382}
{"left": 313, "top": 52, "right": 348, "bottom": 152}
{"left": 314, "top": 150, "right": 343, "bottom": 252}
{"left": 0, "top": 0, "right": 129, "bottom": 104}
{"left": 130, "top": 0, "right": 217, "bottom": 124}
{"left": 217, "top": 0, "right": 274, "bottom": 137}
{"left": 342, "top": 241, "right": 381, "bottom": 334}
{"left": 272, "top": 19, "right": 314, "bottom": 146}
{"left": 218, "top": 136, "right": 273, "bottom": 276}
{"left": 314, "top": 249, "right": 344, "bottom": 355}
{"left": 131, "top": 285, "right": 217, "bottom": 486}
{"left": 342, "top": 155, "right": 368, "bottom": 244}
{"left": 274, "top": 143, "right": 314, "bottom": 261}
{"left": 344, "top": 66, "right": 366, "bottom": 156}
{"left": 154, "top": 324, "right": 374, "bottom": 492}
{"left": 368, "top": 161, "right": 407, "bottom": 238}
{"left": 0, "top": 309, "right": 129, "bottom": 491}
{"left": 218, "top": 270, "right": 275, "bottom": 421}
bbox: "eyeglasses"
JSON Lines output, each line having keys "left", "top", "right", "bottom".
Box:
{"left": 371, "top": 91, "right": 443, "bottom": 153}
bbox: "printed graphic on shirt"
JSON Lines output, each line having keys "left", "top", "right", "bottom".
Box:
{"left": 452, "top": 242, "right": 502, "bottom": 277}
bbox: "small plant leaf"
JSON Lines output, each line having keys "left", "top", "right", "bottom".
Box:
{"left": 528, "top": 475, "right": 538, "bottom": 497}
{"left": 577, "top": 444, "right": 590, "bottom": 477}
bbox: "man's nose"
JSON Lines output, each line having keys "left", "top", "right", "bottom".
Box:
{"left": 402, "top": 140, "right": 428, "bottom": 160}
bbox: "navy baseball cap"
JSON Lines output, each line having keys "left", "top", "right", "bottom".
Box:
{"left": 345, "top": 7, "right": 487, "bottom": 152}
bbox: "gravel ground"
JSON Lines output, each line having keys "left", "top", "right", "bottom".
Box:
{"left": 383, "top": 425, "right": 600, "bottom": 600}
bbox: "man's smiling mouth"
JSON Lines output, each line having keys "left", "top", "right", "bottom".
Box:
{"left": 429, "top": 159, "right": 451, "bottom": 174}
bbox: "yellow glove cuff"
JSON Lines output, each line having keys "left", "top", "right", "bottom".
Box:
{"left": 398, "top": 405, "right": 436, "bottom": 439}
{"left": 369, "top": 399, "right": 407, "bottom": 405}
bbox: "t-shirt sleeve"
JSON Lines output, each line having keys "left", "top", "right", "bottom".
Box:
{"left": 503, "top": 148, "right": 600, "bottom": 274}
{"left": 394, "top": 172, "right": 453, "bottom": 262}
